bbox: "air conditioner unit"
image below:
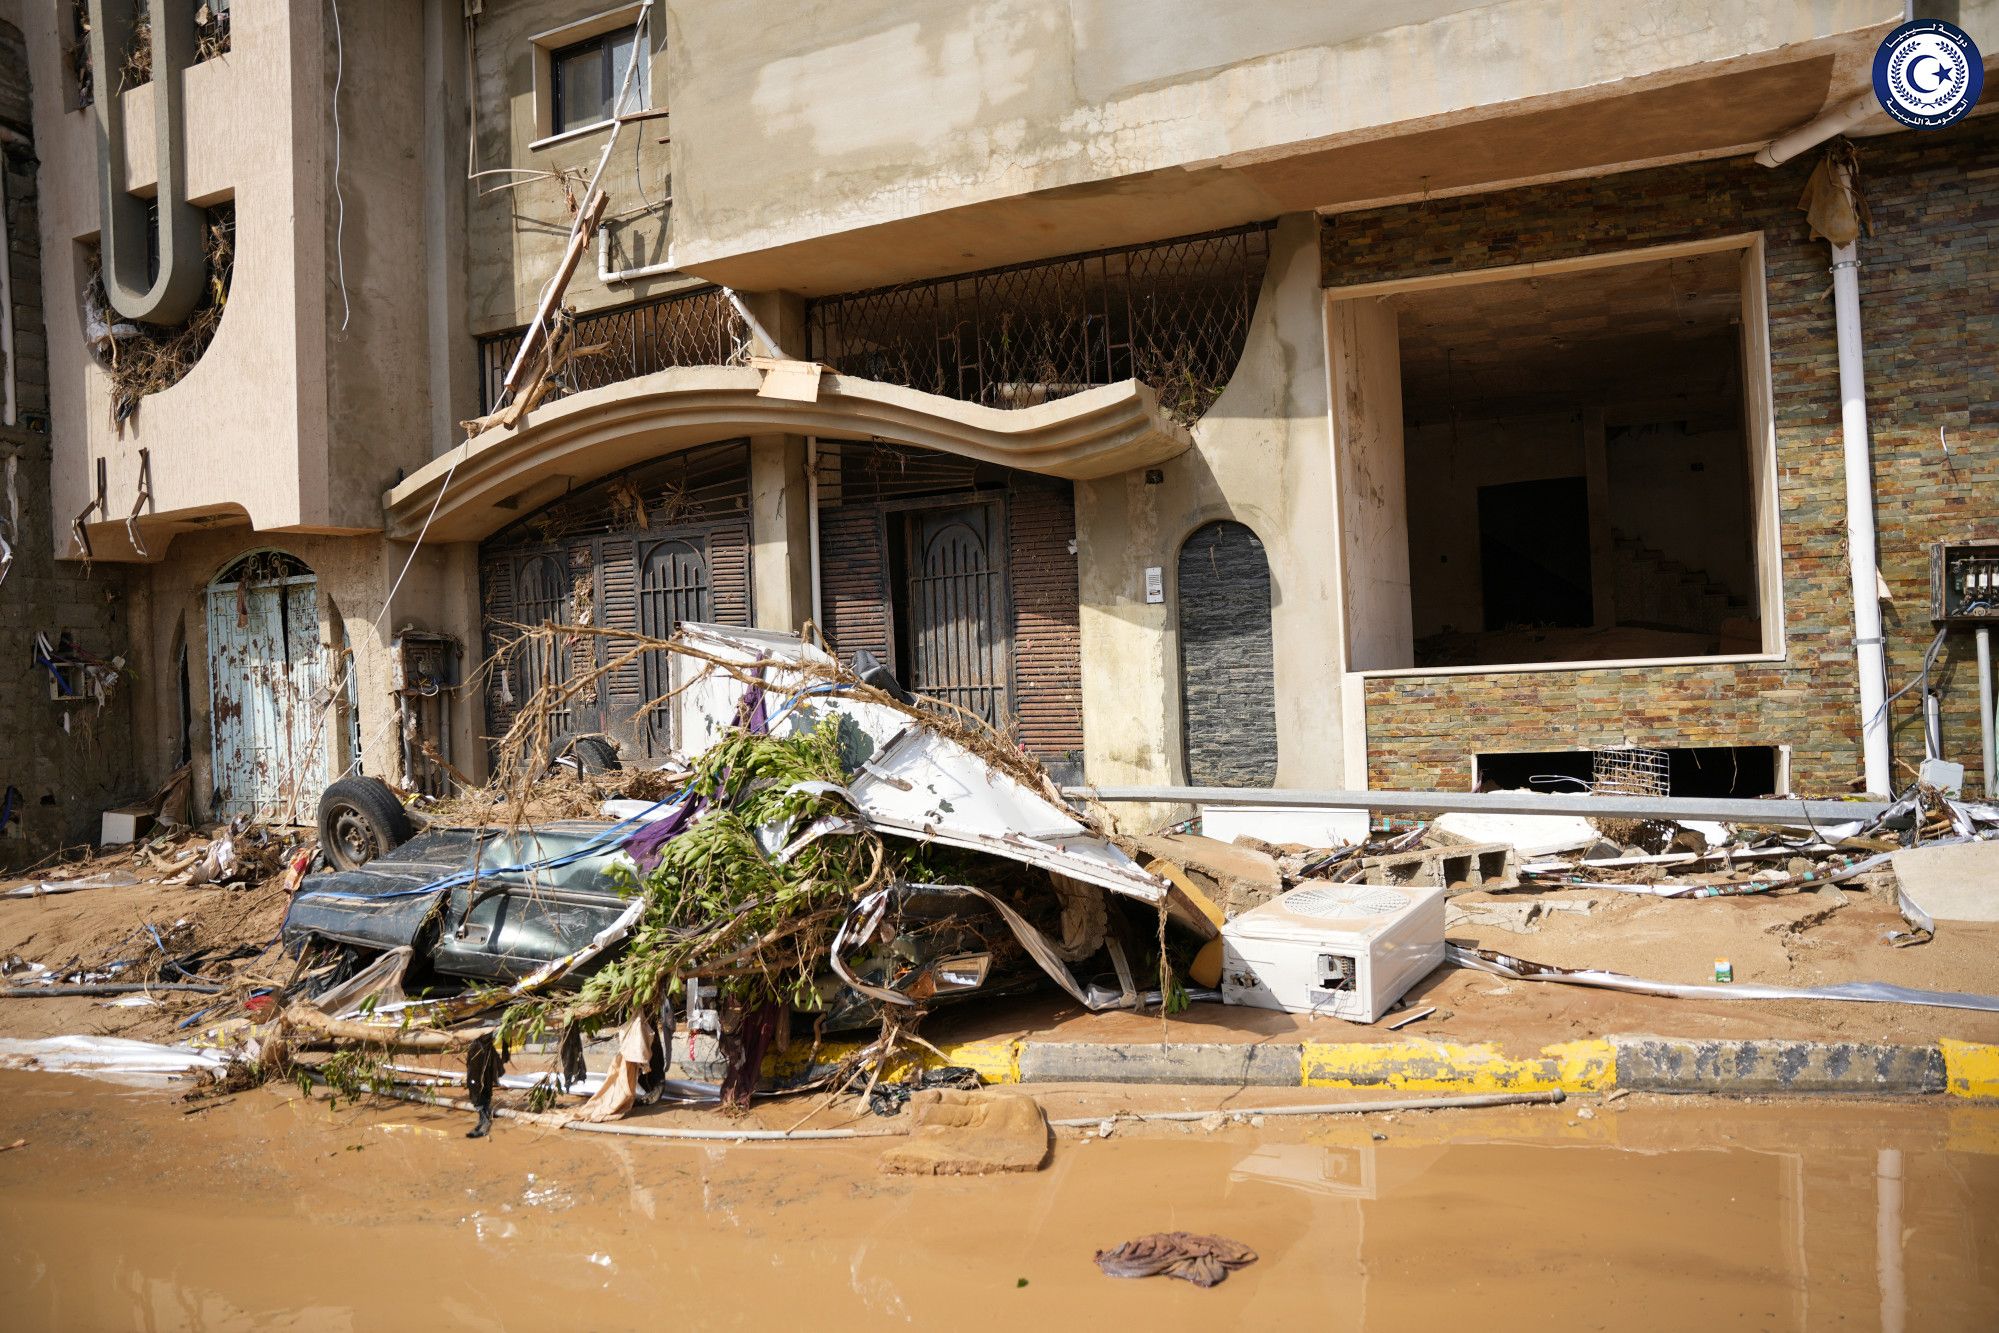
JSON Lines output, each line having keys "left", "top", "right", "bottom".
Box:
{"left": 1220, "top": 882, "right": 1446, "bottom": 1023}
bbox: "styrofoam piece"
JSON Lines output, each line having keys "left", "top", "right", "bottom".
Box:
{"left": 1432, "top": 806, "right": 1598, "bottom": 857}
{"left": 0, "top": 1035, "right": 230, "bottom": 1086}
{"left": 1199, "top": 805, "right": 1369, "bottom": 848}
{"left": 1220, "top": 883, "right": 1445, "bottom": 1023}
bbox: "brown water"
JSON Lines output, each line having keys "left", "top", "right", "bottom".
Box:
{"left": 1, "top": 1071, "right": 1995, "bottom": 1331}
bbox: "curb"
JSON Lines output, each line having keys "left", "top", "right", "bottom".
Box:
{"left": 757, "top": 1034, "right": 1999, "bottom": 1100}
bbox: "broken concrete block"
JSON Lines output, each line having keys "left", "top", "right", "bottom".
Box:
{"left": 1432, "top": 809, "right": 1597, "bottom": 857}
{"left": 1363, "top": 842, "right": 1516, "bottom": 893}
{"left": 1889, "top": 840, "right": 1999, "bottom": 924}
{"left": 877, "top": 1089, "right": 1050, "bottom": 1175}
{"left": 1134, "top": 833, "right": 1282, "bottom": 917}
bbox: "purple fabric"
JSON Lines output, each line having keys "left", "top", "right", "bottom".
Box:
{"left": 735, "top": 665, "right": 769, "bottom": 735}
{"left": 622, "top": 795, "right": 704, "bottom": 872}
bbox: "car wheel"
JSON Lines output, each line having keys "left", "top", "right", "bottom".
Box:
{"left": 317, "top": 776, "right": 415, "bottom": 871}
{"left": 555, "top": 735, "right": 622, "bottom": 775}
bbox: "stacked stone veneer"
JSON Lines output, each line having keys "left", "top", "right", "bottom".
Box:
{"left": 0, "top": 18, "right": 140, "bottom": 868}
{"left": 1322, "top": 116, "right": 1998, "bottom": 796}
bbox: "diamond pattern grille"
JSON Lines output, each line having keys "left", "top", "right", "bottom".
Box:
{"left": 805, "top": 224, "right": 1272, "bottom": 424}
{"left": 477, "top": 287, "right": 751, "bottom": 414}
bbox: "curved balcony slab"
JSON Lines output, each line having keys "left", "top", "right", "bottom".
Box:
{"left": 385, "top": 365, "right": 1192, "bottom": 543}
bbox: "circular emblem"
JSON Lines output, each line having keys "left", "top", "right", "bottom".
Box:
{"left": 1872, "top": 19, "right": 1983, "bottom": 129}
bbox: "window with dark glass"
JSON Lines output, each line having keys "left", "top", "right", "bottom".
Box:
{"left": 550, "top": 25, "right": 648, "bottom": 135}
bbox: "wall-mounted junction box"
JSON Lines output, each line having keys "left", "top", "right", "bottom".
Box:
{"left": 1931, "top": 540, "right": 1999, "bottom": 625}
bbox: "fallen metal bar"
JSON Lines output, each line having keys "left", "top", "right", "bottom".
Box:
{"left": 0, "top": 982, "right": 223, "bottom": 998}
{"left": 1046, "top": 1089, "right": 1563, "bottom": 1126}
{"left": 1064, "top": 786, "right": 1892, "bottom": 825}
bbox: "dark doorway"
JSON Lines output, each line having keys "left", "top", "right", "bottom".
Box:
{"left": 1478, "top": 477, "right": 1592, "bottom": 631}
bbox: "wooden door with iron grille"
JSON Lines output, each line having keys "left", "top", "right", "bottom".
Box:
{"left": 903, "top": 503, "right": 1009, "bottom": 726}
{"left": 636, "top": 537, "right": 711, "bottom": 756}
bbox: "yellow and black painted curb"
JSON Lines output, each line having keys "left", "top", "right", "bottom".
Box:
{"left": 762, "top": 1034, "right": 1999, "bottom": 1100}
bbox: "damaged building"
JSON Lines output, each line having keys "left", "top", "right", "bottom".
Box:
{"left": 2, "top": 0, "right": 1996, "bottom": 865}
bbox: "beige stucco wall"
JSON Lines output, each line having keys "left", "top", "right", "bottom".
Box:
{"left": 466, "top": 0, "right": 691, "bottom": 336}
{"left": 22, "top": 0, "right": 445, "bottom": 551}
{"left": 1076, "top": 214, "right": 1344, "bottom": 802}
{"left": 666, "top": 0, "right": 1899, "bottom": 285}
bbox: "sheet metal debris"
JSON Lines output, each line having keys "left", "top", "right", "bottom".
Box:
{"left": 1450, "top": 944, "right": 1999, "bottom": 1013}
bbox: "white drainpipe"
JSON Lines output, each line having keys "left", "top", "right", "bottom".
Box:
{"left": 1978, "top": 626, "right": 1995, "bottom": 798}
{"left": 1755, "top": 90, "right": 1882, "bottom": 167}
{"left": 596, "top": 226, "right": 678, "bottom": 285}
{"left": 806, "top": 436, "right": 823, "bottom": 630}
{"left": 1829, "top": 164, "right": 1893, "bottom": 795}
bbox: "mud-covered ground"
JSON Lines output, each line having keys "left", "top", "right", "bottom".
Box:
{"left": 5, "top": 857, "right": 1997, "bottom": 1055}
{"left": 1, "top": 1071, "right": 1995, "bottom": 1331}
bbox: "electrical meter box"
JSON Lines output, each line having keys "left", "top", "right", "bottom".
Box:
{"left": 1220, "top": 882, "right": 1446, "bottom": 1023}
{"left": 1931, "top": 540, "right": 1999, "bottom": 625}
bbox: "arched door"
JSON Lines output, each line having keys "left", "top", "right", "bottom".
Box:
{"left": 205, "top": 551, "right": 329, "bottom": 821}
{"left": 905, "top": 504, "right": 1008, "bottom": 725}
{"left": 1177, "top": 521, "right": 1278, "bottom": 786}
{"left": 638, "top": 538, "right": 711, "bottom": 753}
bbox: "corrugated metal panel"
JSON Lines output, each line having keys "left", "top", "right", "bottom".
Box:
{"left": 1008, "top": 478, "right": 1084, "bottom": 762}
{"left": 818, "top": 506, "right": 893, "bottom": 666}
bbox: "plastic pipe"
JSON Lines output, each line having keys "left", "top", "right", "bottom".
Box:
{"left": 1979, "top": 626, "right": 1995, "bottom": 798}
{"left": 807, "top": 436, "right": 824, "bottom": 630}
{"left": 1755, "top": 90, "right": 1881, "bottom": 168}
{"left": 596, "top": 225, "right": 678, "bottom": 285}
{"left": 1831, "top": 199, "right": 1894, "bottom": 796}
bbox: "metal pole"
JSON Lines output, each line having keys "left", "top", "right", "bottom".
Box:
{"left": 1062, "top": 784, "right": 1893, "bottom": 825}
{"left": 1830, "top": 187, "right": 1893, "bottom": 795}
{"left": 1979, "top": 626, "right": 1995, "bottom": 798}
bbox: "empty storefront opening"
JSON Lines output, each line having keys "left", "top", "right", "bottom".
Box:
{"left": 1178, "top": 520, "right": 1278, "bottom": 786}
{"left": 1473, "top": 745, "right": 1781, "bottom": 799}
{"left": 1331, "top": 239, "right": 1777, "bottom": 671}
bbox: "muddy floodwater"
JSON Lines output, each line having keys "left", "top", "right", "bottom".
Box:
{"left": 1, "top": 1072, "right": 1995, "bottom": 1331}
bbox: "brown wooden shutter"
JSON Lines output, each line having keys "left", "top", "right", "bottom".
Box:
{"left": 479, "top": 556, "right": 520, "bottom": 743}
{"left": 599, "top": 538, "right": 641, "bottom": 704}
{"left": 819, "top": 506, "right": 893, "bottom": 666}
{"left": 707, "top": 520, "right": 753, "bottom": 626}
{"left": 1007, "top": 479, "right": 1084, "bottom": 762}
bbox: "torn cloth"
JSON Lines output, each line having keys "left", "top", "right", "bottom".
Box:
{"left": 1094, "top": 1232, "right": 1258, "bottom": 1288}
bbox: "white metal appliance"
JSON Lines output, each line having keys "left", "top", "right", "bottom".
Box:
{"left": 1220, "top": 883, "right": 1445, "bottom": 1023}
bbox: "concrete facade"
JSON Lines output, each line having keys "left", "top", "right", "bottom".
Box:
{"left": 0, "top": 10, "right": 142, "bottom": 864}
{"left": 5, "top": 1, "right": 1995, "bottom": 868}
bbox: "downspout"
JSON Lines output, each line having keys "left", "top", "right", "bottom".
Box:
{"left": 1758, "top": 99, "right": 1895, "bottom": 794}
{"left": 806, "top": 437, "right": 823, "bottom": 630}
{"left": 1979, "top": 626, "right": 1995, "bottom": 798}
{"left": 1829, "top": 170, "right": 1894, "bottom": 796}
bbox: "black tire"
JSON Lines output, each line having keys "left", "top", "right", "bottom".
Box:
{"left": 556, "top": 735, "right": 622, "bottom": 774}
{"left": 317, "top": 776, "right": 415, "bottom": 871}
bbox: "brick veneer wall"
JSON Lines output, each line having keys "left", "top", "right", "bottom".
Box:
{"left": 1322, "top": 116, "right": 1998, "bottom": 796}
{"left": 0, "top": 19, "right": 140, "bottom": 868}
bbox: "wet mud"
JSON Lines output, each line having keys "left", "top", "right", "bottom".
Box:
{"left": 2, "top": 1072, "right": 1995, "bottom": 1330}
